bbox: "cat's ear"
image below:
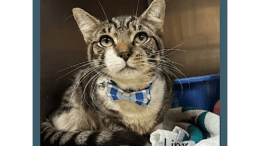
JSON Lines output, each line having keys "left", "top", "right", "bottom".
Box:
{"left": 72, "top": 8, "right": 101, "bottom": 42}
{"left": 139, "top": 0, "right": 165, "bottom": 33}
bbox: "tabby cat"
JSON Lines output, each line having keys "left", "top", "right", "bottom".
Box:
{"left": 41, "top": 0, "right": 179, "bottom": 145}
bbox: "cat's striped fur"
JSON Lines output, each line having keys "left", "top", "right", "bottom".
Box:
{"left": 41, "top": 0, "right": 178, "bottom": 145}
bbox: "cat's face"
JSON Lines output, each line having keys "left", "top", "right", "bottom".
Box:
{"left": 73, "top": 0, "right": 165, "bottom": 81}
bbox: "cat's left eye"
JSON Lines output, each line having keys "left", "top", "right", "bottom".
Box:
{"left": 100, "top": 35, "right": 114, "bottom": 47}
{"left": 134, "top": 32, "right": 148, "bottom": 44}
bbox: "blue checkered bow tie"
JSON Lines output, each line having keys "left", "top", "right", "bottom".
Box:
{"left": 104, "top": 79, "right": 152, "bottom": 107}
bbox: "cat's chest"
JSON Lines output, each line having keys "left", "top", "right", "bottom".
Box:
{"left": 96, "top": 75, "right": 166, "bottom": 134}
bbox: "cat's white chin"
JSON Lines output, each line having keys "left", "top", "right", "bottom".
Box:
{"left": 104, "top": 48, "right": 126, "bottom": 72}
{"left": 114, "top": 68, "right": 143, "bottom": 79}
{"left": 126, "top": 60, "right": 136, "bottom": 68}
{"left": 120, "top": 65, "right": 136, "bottom": 71}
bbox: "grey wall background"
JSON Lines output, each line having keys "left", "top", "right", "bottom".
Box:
{"left": 41, "top": 0, "right": 220, "bottom": 122}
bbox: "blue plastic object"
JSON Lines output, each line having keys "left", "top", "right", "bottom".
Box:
{"left": 172, "top": 74, "right": 220, "bottom": 111}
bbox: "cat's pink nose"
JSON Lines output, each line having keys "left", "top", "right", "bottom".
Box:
{"left": 116, "top": 42, "right": 133, "bottom": 61}
{"left": 119, "top": 50, "right": 132, "bottom": 61}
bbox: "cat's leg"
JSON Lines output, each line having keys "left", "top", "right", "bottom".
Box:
{"left": 51, "top": 105, "right": 99, "bottom": 131}
{"left": 41, "top": 79, "right": 106, "bottom": 145}
{"left": 40, "top": 102, "right": 102, "bottom": 146}
{"left": 41, "top": 119, "right": 149, "bottom": 146}
{"left": 41, "top": 101, "right": 149, "bottom": 146}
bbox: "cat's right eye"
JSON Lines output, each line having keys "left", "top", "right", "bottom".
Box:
{"left": 134, "top": 32, "right": 148, "bottom": 44}
{"left": 100, "top": 35, "right": 114, "bottom": 47}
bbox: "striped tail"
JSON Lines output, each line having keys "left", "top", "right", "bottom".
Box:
{"left": 41, "top": 120, "right": 150, "bottom": 146}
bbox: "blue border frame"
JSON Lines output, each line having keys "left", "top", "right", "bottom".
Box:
{"left": 33, "top": 0, "right": 40, "bottom": 146}
{"left": 33, "top": 0, "right": 227, "bottom": 146}
{"left": 220, "top": 0, "right": 227, "bottom": 145}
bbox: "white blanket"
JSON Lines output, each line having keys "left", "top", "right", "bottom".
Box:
{"left": 150, "top": 107, "right": 220, "bottom": 146}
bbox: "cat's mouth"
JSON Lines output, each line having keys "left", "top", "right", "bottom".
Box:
{"left": 119, "top": 64, "right": 136, "bottom": 72}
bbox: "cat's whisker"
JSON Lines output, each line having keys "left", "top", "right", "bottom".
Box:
{"left": 170, "top": 65, "right": 191, "bottom": 90}
{"left": 76, "top": 67, "right": 99, "bottom": 113}
{"left": 169, "top": 43, "right": 184, "bottom": 50}
{"left": 106, "top": 67, "right": 117, "bottom": 79}
{"left": 92, "top": 71, "right": 111, "bottom": 117}
{"left": 56, "top": 63, "right": 93, "bottom": 80}
{"left": 162, "top": 68, "right": 179, "bottom": 90}
{"left": 153, "top": 61, "right": 184, "bottom": 75}
{"left": 97, "top": 0, "right": 109, "bottom": 22}
{"left": 160, "top": 57, "right": 184, "bottom": 67}
{"left": 101, "top": 68, "right": 111, "bottom": 78}
{"left": 135, "top": 0, "right": 140, "bottom": 17}
{"left": 90, "top": 70, "right": 106, "bottom": 100}
{"left": 69, "top": 66, "right": 95, "bottom": 108}
{"left": 70, "top": 65, "right": 104, "bottom": 101}
{"left": 64, "top": 14, "right": 73, "bottom": 22}
{"left": 145, "top": 62, "right": 174, "bottom": 85}
{"left": 157, "top": 65, "right": 184, "bottom": 95}
{"left": 78, "top": 66, "right": 103, "bottom": 113}
{"left": 164, "top": 49, "right": 186, "bottom": 57}
{"left": 82, "top": 69, "right": 105, "bottom": 115}
{"left": 67, "top": 68, "right": 90, "bottom": 112}
{"left": 56, "top": 60, "right": 94, "bottom": 73}
{"left": 148, "top": 57, "right": 184, "bottom": 67}
{"left": 149, "top": 48, "right": 186, "bottom": 57}
{"left": 156, "top": 48, "right": 182, "bottom": 53}
{"left": 168, "top": 71, "right": 184, "bottom": 95}
{"left": 148, "top": 43, "right": 184, "bottom": 54}
{"left": 159, "top": 68, "right": 174, "bottom": 85}
{"left": 89, "top": 71, "right": 104, "bottom": 115}
{"left": 139, "top": 60, "right": 183, "bottom": 86}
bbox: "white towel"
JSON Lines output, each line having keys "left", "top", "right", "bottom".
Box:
{"left": 150, "top": 126, "right": 195, "bottom": 146}
{"left": 150, "top": 107, "right": 220, "bottom": 146}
